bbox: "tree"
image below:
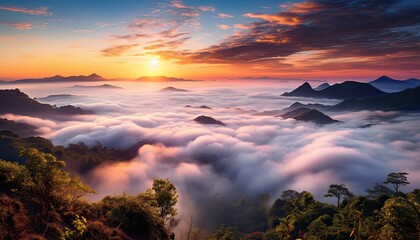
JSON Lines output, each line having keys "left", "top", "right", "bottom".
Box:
{"left": 150, "top": 178, "right": 178, "bottom": 220}
{"left": 378, "top": 194, "right": 420, "bottom": 239}
{"left": 19, "top": 148, "right": 95, "bottom": 231}
{"left": 384, "top": 172, "right": 410, "bottom": 192}
{"left": 365, "top": 183, "right": 393, "bottom": 198}
{"left": 324, "top": 184, "right": 352, "bottom": 208}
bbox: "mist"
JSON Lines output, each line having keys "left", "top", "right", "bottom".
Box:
{"left": 2, "top": 80, "right": 419, "bottom": 231}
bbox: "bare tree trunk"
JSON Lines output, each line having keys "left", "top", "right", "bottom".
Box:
{"left": 187, "top": 216, "right": 193, "bottom": 240}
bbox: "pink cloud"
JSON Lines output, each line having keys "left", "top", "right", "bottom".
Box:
{"left": 0, "top": 6, "right": 51, "bottom": 15}
{"left": 218, "top": 24, "right": 231, "bottom": 30}
{"left": 218, "top": 13, "right": 234, "bottom": 18}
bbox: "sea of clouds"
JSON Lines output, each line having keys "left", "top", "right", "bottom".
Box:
{"left": 2, "top": 80, "right": 419, "bottom": 230}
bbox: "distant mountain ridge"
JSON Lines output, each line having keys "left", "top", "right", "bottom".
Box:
{"left": 3, "top": 73, "right": 107, "bottom": 84}
{"left": 368, "top": 75, "right": 419, "bottom": 92}
{"left": 332, "top": 86, "right": 420, "bottom": 111}
{"left": 0, "top": 89, "right": 93, "bottom": 118}
{"left": 70, "top": 84, "right": 122, "bottom": 89}
{"left": 282, "top": 81, "right": 385, "bottom": 99}
{"left": 314, "top": 83, "right": 330, "bottom": 91}
{"left": 278, "top": 85, "right": 420, "bottom": 113}
{"left": 136, "top": 76, "right": 197, "bottom": 82}
{"left": 159, "top": 86, "right": 189, "bottom": 92}
{"left": 0, "top": 118, "right": 38, "bottom": 137}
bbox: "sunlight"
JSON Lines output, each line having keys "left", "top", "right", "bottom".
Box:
{"left": 149, "top": 58, "right": 159, "bottom": 67}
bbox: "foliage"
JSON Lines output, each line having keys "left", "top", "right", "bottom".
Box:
{"left": 365, "top": 182, "right": 394, "bottom": 198}
{"left": 384, "top": 172, "right": 410, "bottom": 192}
{"left": 64, "top": 214, "right": 88, "bottom": 239}
{"left": 324, "top": 184, "right": 353, "bottom": 208}
{"left": 211, "top": 225, "right": 244, "bottom": 240}
{"left": 0, "top": 159, "right": 24, "bottom": 194}
{"left": 0, "top": 131, "right": 146, "bottom": 173}
{"left": 19, "top": 148, "right": 95, "bottom": 229}
{"left": 90, "top": 193, "right": 168, "bottom": 238}
{"left": 377, "top": 193, "right": 419, "bottom": 239}
{"left": 151, "top": 178, "right": 179, "bottom": 220}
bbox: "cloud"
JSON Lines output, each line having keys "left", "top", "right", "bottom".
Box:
{"left": 73, "top": 29, "right": 91, "bottom": 33}
{"left": 101, "top": 44, "right": 139, "bottom": 57}
{"left": 243, "top": 13, "right": 301, "bottom": 25}
{"left": 199, "top": 6, "right": 215, "bottom": 12}
{"left": 0, "top": 21, "right": 47, "bottom": 30}
{"left": 151, "top": 0, "right": 420, "bottom": 73}
{"left": 234, "top": 24, "right": 252, "bottom": 29}
{"left": 16, "top": 76, "right": 419, "bottom": 232}
{"left": 218, "top": 13, "right": 234, "bottom": 18}
{"left": 0, "top": 6, "right": 51, "bottom": 15}
{"left": 218, "top": 24, "right": 231, "bottom": 30}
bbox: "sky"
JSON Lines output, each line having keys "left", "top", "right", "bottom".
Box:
{"left": 0, "top": 0, "right": 419, "bottom": 80}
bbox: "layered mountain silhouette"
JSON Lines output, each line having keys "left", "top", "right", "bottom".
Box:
{"left": 280, "top": 85, "right": 420, "bottom": 112}
{"left": 37, "top": 94, "right": 79, "bottom": 101}
{"left": 194, "top": 115, "right": 225, "bottom": 125}
{"left": 314, "top": 83, "right": 330, "bottom": 91}
{"left": 294, "top": 109, "right": 340, "bottom": 124}
{"left": 4, "top": 73, "right": 106, "bottom": 84}
{"left": 160, "top": 86, "right": 189, "bottom": 92}
{"left": 279, "top": 102, "right": 327, "bottom": 114}
{"left": 0, "top": 118, "right": 38, "bottom": 137}
{"left": 71, "top": 84, "right": 122, "bottom": 89}
{"left": 368, "top": 75, "right": 419, "bottom": 92}
{"left": 0, "top": 89, "right": 93, "bottom": 118}
{"left": 279, "top": 107, "right": 312, "bottom": 119}
{"left": 282, "top": 81, "right": 385, "bottom": 99}
{"left": 279, "top": 108, "right": 339, "bottom": 124}
{"left": 332, "top": 86, "right": 420, "bottom": 111}
{"left": 136, "top": 76, "right": 197, "bottom": 82}
{"left": 185, "top": 105, "right": 212, "bottom": 109}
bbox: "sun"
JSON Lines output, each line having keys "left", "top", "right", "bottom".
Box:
{"left": 150, "top": 58, "right": 159, "bottom": 67}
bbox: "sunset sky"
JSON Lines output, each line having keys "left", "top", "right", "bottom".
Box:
{"left": 0, "top": 0, "right": 419, "bottom": 80}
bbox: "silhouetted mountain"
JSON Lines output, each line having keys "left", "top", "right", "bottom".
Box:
{"left": 282, "top": 81, "right": 385, "bottom": 99}
{"left": 37, "top": 94, "right": 79, "bottom": 101}
{"left": 282, "top": 82, "right": 317, "bottom": 97}
{"left": 70, "top": 84, "right": 122, "bottom": 89}
{"left": 404, "top": 78, "right": 420, "bottom": 85}
{"left": 314, "top": 83, "right": 330, "bottom": 91}
{"left": 279, "top": 102, "right": 327, "bottom": 113}
{"left": 194, "top": 115, "right": 225, "bottom": 125}
{"left": 279, "top": 107, "right": 312, "bottom": 119}
{"left": 159, "top": 86, "right": 189, "bottom": 92}
{"left": 332, "top": 86, "right": 420, "bottom": 111}
{"left": 136, "top": 76, "right": 197, "bottom": 82}
{"left": 9, "top": 73, "right": 107, "bottom": 84}
{"left": 0, "top": 89, "right": 93, "bottom": 118}
{"left": 185, "top": 105, "right": 212, "bottom": 109}
{"left": 369, "top": 75, "right": 417, "bottom": 92}
{"left": 0, "top": 118, "right": 38, "bottom": 137}
{"left": 294, "top": 109, "right": 340, "bottom": 124}
{"left": 253, "top": 110, "right": 284, "bottom": 116}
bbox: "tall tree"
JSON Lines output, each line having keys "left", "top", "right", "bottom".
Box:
{"left": 365, "top": 183, "right": 394, "bottom": 198}
{"left": 151, "top": 178, "right": 178, "bottom": 220}
{"left": 384, "top": 172, "right": 410, "bottom": 192}
{"left": 324, "top": 184, "right": 352, "bottom": 208}
{"left": 19, "top": 148, "right": 94, "bottom": 231}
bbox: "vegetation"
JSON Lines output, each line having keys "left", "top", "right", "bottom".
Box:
{"left": 384, "top": 172, "right": 410, "bottom": 192}
{"left": 0, "top": 145, "right": 177, "bottom": 239}
{"left": 0, "top": 130, "right": 418, "bottom": 239}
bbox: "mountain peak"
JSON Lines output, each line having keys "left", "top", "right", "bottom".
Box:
{"left": 282, "top": 82, "right": 315, "bottom": 97}
{"left": 375, "top": 75, "right": 395, "bottom": 82}
{"left": 89, "top": 73, "right": 100, "bottom": 77}
{"left": 300, "top": 82, "right": 312, "bottom": 89}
